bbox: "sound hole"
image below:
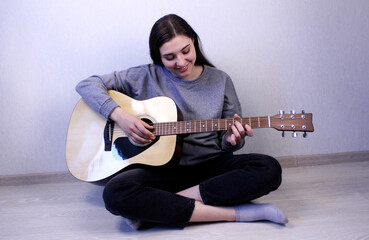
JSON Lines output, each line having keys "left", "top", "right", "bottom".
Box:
{"left": 112, "top": 117, "right": 159, "bottom": 160}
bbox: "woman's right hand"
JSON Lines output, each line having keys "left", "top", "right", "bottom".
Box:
{"left": 109, "top": 107, "right": 155, "bottom": 144}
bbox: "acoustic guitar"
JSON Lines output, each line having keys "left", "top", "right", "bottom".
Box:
{"left": 66, "top": 90, "right": 314, "bottom": 182}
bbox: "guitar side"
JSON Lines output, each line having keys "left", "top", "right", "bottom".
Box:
{"left": 66, "top": 91, "right": 178, "bottom": 182}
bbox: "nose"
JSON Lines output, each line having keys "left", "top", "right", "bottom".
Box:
{"left": 175, "top": 54, "right": 186, "bottom": 67}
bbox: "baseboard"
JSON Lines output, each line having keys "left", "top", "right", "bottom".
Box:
{"left": 1, "top": 151, "right": 369, "bottom": 186}
{"left": 0, "top": 171, "right": 79, "bottom": 186}
{"left": 276, "top": 150, "right": 369, "bottom": 168}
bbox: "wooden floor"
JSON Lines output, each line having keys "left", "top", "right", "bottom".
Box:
{"left": 1, "top": 161, "right": 369, "bottom": 240}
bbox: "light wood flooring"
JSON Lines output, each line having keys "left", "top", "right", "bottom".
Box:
{"left": 1, "top": 161, "right": 369, "bottom": 240}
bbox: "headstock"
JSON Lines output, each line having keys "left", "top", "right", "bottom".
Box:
{"left": 270, "top": 110, "right": 314, "bottom": 138}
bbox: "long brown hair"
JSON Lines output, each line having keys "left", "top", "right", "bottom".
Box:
{"left": 149, "top": 14, "right": 215, "bottom": 67}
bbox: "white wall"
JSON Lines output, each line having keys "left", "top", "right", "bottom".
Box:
{"left": 1, "top": 0, "right": 368, "bottom": 176}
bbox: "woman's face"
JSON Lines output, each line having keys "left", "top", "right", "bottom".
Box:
{"left": 159, "top": 35, "right": 201, "bottom": 81}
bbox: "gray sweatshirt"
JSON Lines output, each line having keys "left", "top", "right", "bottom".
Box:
{"left": 76, "top": 64, "right": 245, "bottom": 166}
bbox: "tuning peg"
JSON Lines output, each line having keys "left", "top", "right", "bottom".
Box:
{"left": 290, "top": 110, "right": 296, "bottom": 119}
{"left": 301, "top": 110, "right": 305, "bottom": 114}
{"left": 279, "top": 110, "right": 285, "bottom": 119}
{"left": 292, "top": 131, "right": 298, "bottom": 138}
{"left": 303, "top": 132, "right": 307, "bottom": 138}
{"left": 282, "top": 131, "right": 285, "bottom": 137}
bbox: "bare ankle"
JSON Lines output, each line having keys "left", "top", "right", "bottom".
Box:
{"left": 177, "top": 185, "right": 203, "bottom": 202}
{"left": 190, "top": 201, "right": 237, "bottom": 222}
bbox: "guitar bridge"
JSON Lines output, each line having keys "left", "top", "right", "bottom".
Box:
{"left": 104, "top": 120, "right": 115, "bottom": 151}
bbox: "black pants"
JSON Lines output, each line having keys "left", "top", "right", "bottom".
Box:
{"left": 103, "top": 153, "right": 282, "bottom": 228}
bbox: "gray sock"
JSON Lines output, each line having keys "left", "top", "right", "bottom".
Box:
{"left": 235, "top": 203, "right": 288, "bottom": 224}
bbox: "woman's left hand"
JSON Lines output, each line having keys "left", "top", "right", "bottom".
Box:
{"left": 223, "top": 114, "right": 254, "bottom": 146}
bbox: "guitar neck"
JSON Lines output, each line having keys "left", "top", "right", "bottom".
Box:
{"left": 152, "top": 116, "right": 270, "bottom": 136}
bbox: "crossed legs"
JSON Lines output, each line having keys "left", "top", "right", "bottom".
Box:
{"left": 103, "top": 153, "right": 287, "bottom": 229}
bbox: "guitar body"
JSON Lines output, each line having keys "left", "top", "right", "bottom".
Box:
{"left": 66, "top": 91, "right": 177, "bottom": 182}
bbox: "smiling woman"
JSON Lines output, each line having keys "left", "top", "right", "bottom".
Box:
{"left": 75, "top": 14, "right": 286, "bottom": 230}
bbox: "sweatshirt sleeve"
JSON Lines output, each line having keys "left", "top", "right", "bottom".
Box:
{"left": 75, "top": 71, "right": 127, "bottom": 119}
{"left": 220, "top": 76, "right": 246, "bottom": 151}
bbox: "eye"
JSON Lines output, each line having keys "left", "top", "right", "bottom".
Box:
{"left": 182, "top": 47, "right": 190, "bottom": 55}
{"left": 163, "top": 55, "right": 174, "bottom": 61}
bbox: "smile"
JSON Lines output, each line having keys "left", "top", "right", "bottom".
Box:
{"left": 176, "top": 64, "right": 189, "bottom": 73}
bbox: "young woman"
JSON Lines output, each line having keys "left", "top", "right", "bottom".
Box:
{"left": 76, "top": 14, "right": 287, "bottom": 229}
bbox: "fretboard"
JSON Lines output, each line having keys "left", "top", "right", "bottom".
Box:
{"left": 152, "top": 116, "right": 271, "bottom": 136}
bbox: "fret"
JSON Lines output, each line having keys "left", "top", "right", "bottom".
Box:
{"left": 156, "top": 122, "right": 160, "bottom": 135}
